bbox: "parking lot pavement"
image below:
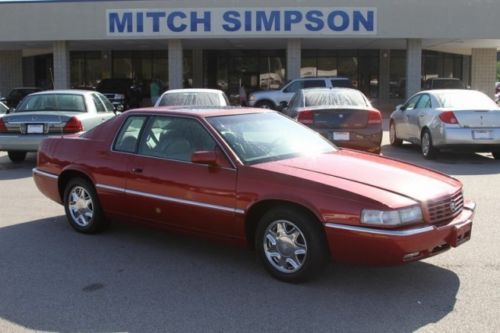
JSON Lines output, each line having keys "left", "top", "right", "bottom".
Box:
{"left": 0, "top": 133, "right": 499, "bottom": 332}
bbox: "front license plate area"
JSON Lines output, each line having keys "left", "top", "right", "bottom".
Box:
{"left": 332, "top": 132, "right": 350, "bottom": 141}
{"left": 472, "top": 130, "right": 492, "bottom": 140}
{"left": 26, "top": 124, "right": 44, "bottom": 134}
{"left": 450, "top": 222, "right": 472, "bottom": 247}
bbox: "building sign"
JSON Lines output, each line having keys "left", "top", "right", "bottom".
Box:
{"left": 107, "top": 8, "right": 377, "bottom": 36}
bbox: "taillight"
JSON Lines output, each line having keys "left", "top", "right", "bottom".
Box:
{"left": 63, "top": 117, "right": 84, "bottom": 133}
{"left": 297, "top": 110, "right": 314, "bottom": 125}
{"left": 439, "top": 111, "right": 459, "bottom": 124}
{"left": 0, "top": 118, "right": 7, "bottom": 133}
{"left": 368, "top": 109, "right": 382, "bottom": 124}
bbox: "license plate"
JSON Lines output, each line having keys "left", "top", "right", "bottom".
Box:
{"left": 472, "top": 130, "right": 492, "bottom": 140}
{"left": 26, "top": 124, "right": 44, "bottom": 134}
{"left": 332, "top": 132, "right": 350, "bottom": 141}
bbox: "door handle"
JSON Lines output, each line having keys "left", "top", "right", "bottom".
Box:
{"left": 131, "top": 168, "right": 143, "bottom": 173}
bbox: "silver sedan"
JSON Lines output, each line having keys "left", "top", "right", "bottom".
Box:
{"left": 0, "top": 90, "right": 116, "bottom": 163}
{"left": 389, "top": 89, "right": 500, "bottom": 159}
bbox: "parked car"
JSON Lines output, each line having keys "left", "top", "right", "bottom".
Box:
{"left": 0, "top": 101, "right": 8, "bottom": 117}
{"left": 287, "top": 88, "right": 382, "bottom": 154}
{"left": 155, "top": 88, "right": 229, "bottom": 107}
{"left": 96, "top": 78, "right": 142, "bottom": 110}
{"left": 423, "top": 78, "right": 466, "bottom": 90}
{"left": 0, "top": 87, "right": 42, "bottom": 108}
{"left": 389, "top": 89, "right": 500, "bottom": 159}
{"left": 0, "top": 90, "right": 116, "bottom": 162}
{"left": 33, "top": 107, "right": 474, "bottom": 282}
{"left": 248, "top": 77, "right": 352, "bottom": 110}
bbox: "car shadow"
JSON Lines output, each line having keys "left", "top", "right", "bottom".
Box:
{"left": 381, "top": 143, "right": 499, "bottom": 176}
{"left": 0, "top": 217, "right": 460, "bottom": 332}
{"left": 0, "top": 153, "right": 36, "bottom": 180}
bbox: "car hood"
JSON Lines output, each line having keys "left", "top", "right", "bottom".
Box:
{"left": 254, "top": 150, "right": 461, "bottom": 203}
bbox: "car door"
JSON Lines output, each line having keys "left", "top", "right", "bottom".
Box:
{"left": 407, "top": 93, "right": 432, "bottom": 141}
{"left": 398, "top": 94, "right": 422, "bottom": 140}
{"left": 124, "top": 115, "right": 241, "bottom": 239}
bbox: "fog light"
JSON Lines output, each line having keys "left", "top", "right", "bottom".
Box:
{"left": 403, "top": 252, "right": 421, "bottom": 261}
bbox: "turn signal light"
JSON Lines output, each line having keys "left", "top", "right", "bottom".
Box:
{"left": 368, "top": 109, "right": 382, "bottom": 124}
{"left": 439, "top": 111, "right": 459, "bottom": 124}
{"left": 297, "top": 110, "right": 314, "bottom": 125}
{"left": 63, "top": 117, "right": 84, "bottom": 133}
{"left": 0, "top": 118, "right": 7, "bottom": 133}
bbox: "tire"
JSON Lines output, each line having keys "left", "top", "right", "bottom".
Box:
{"left": 255, "top": 100, "right": 275, "bottom": 110}
{"left": 255, "top": 206, "right": 328, "bottom": 283}
{"left": 492, "top": 151, "right": 500, "bottom": 160}
{"left": 421, "top": 129, "right": 438, "bottom": 160}
{"left": 63, "top": 177, "right": 108, "bottom": 234}
{"left": 7, "top": 151, "right": 27, "bottom": 163}
{"left": 389, "top": 121, "right": 403, "bottom": 146}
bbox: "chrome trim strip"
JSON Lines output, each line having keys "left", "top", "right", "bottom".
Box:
{"left": 96, "top": 183, "right": 244, "bottom": 215}
{"left": 325, "top": 223, "right": 435, "bottom": 236}
{"left": 32, "top": 168, "right": 58, "bottom": 180}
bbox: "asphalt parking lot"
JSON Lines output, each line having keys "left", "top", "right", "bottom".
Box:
{"left": 0, "top": 128, "right": 499, "bottom": 332}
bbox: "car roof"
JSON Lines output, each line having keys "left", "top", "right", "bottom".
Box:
{"left": 297, "top": 76, "right": 350, "bottom": 80}
{"left": 125, "top": 106, "right": 271, "bottom": 118}
{"left": 162, "top": 88, "right": 224, "bottom": 94}
{"left": 419, "top": 89, "right": 474, "bottom": 94}
{"left": 28, "top": 89, "right": 95, "bottom": 96}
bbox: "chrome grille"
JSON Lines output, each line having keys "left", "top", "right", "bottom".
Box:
{"left": 426, "top": 190, "right": 464, "bottom": 224}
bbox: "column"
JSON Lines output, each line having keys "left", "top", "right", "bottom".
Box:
{"left": 53, "top": 41, "right": 70, "bottom": 89}
{"left": 462, "top": 55, "right": 471, "bottom": 87}
{"left": 168, "top": 39, "right": 183, "bottom": 90}
{"left": 378, "top": 49, "right": 391, "bottom": 101}
{"left": 471, "top": 48, "right": 497, "bottom": 98}
{"left": 192, "top": 48, "right": 203, "bottom": 88}
{"left": 406, "top": 39, "right": 422, "bottom": 98}
{"left": 0, "top": 51, "right": 23, "bottom": 98}
{"left": 287, "top": 39, "right": 301, "bottom": 81}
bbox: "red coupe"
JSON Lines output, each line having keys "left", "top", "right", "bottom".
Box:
{"left": 33, "top": 107, "right": 475, "bottom": 282}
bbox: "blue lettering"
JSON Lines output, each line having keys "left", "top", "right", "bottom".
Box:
{"left": 109, "top": 12, "right": 133, "bottom": 33}
{"left": 146, "top": 12, "right": 166, "bottom": 33}
{"left": 167, "top": 11, "right": 187, "bottom": 32}
{"left": 222, "top": 11, "right": 241, "bottom": 32}
{"left": 353, "top": 10, "right": 374, "bottom": 32}
{"left": 327, "top": 11, "right": 350, "bottom": 31}
{"left": 191, "top": 11, "right": 211, "bottom": 32}
{"left": 305, "top": 10, "right": 324, "bottom": 31}
{"left": 284, "top": 11, "right": 303, "bottom": 31}
{"left": 244, "top": 11, "right": 252, "bottom": 32}
{"left": 136, "top": 12, "right": 143, "bottom": 33}
{"left": 256, "top": 11, "right": 280, "bottom": 31}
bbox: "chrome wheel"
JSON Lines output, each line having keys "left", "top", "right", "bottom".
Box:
{"left": 68, "top": 186, "right": 94, "bottom": 227}
{"left": 263, "top": 220, "right": 308, "bottom": 274}
{"left": 421, "top": 132, "right": 430, "bottom": 156}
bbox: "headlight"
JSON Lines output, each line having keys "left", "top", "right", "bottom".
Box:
{"left": 249, "top": 95, "right": 256, "bottom": 101}
{"left": 361, "top": 206, "right": 423, "bottom": 226}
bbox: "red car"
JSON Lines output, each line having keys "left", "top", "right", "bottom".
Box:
{"left": 33, "top": 107, "right": 475, "bottom": 282}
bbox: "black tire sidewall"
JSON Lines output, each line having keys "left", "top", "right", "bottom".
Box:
{"left": 421, "top": 129, "right": 437, "bottom": 159}
{"left": 8, "top": 151, "right": 27, "bottom": 163}
{"left": 255, "top": 207, "right": 327, "bottom": 283}
{"left": 389, "top": 122, "right": 402, "bottom": 146}
{"left": 63, "top": 178, "right": 106, "bottom": 233}
{"left": 256, "top": 101, "right": 275, "bottom": 110}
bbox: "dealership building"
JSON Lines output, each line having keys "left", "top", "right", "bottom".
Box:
{"left": 0, "top": 0, "right": 499, "bottom": 107}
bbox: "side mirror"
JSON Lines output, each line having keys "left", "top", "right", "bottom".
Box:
{"left": 396, "top": 104, "right": 405, "bottom": 111}
{"left": 191, "top": 150, "right": 218, "bottom": 166}
{"left": 6, "top": 108, "right": 14, "bottom": 114}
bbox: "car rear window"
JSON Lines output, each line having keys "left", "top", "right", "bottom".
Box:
{"left": 16, "top": 94, "right": 86, "bottom": 112}
{"left": 435, "top": 91, "right": 498, "bottom": 109}
{"left": 304, "top": 90, "right": 368, "bottom": 107}
{"left": 331, "top": 79, "right": 353, "bottom": 88}
{"left": 158, "top": 92, "right": 225, "bottom": 107}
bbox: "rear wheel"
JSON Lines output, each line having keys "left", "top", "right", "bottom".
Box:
{"left": 255, "top": 101, "right": 275, "bottom": 110}
{"left": 492, "top": 151, "right": 500, "bottom": 160}
{"left": 255, "top": 207, "right": 328, "bottom": 283}
{"left": 389, "top": 121, "right": 403, "bottom": 146}
{"left": 7, "top": 151, "right": 27, "bottom": 163}
{"left": 421, "top": 129, "right": 438, "bottom": 160}
{"left": 63, "top": 177, "right": 108, "bottom": 234}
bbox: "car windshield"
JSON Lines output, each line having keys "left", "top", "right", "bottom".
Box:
{"left": 435, "top": 91, "right": 498, "bottom": 109}
{"left": 158, "top": 92, "right": 225, "bottom": 107}
{"left": 207, "top": 112, "right": 336, "bottom": 164}
{"left": 16, "top": 94, "right": 86, "bottom": 112}
{"left": 304, "top": 89, "right": 368, "bottom": 107}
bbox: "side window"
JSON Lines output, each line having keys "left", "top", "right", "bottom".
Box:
{"left": 114, "top": 116, "right": 147, "bottom": 153}
{"left": 303, "top": 80, "right": 326, "bottom": 89}
{"left": 283, "top": 81, "right": 302, "bottom": 94}
{"left": 92, "top": 94, "right": 106, "bottom": 113}
{"left": 404, "top": 95, "right": 421, "bottom": 111}
{"left": 138, "top": 116, "right": 217, "bottom": 162}
{"left": 416, "top": 94, "right": 431, "bottom": 109}
{"left": 97, "top": 93, "right": 115, "bottom": 112}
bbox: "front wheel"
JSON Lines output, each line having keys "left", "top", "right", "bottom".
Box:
{"left": 389, "top": 122, "right": 403, "bottom": 146}
{"left": 255, "top": 207, "right": 328, "bottom": 283}
{"left": 63, "top": 177, "right": 108, "bottom": 234}
{"left": 421, "top": 129, "right": 438, "bottom": 160}
{"left": 7, "top": 151, "right": 27, "bottom": 163}
{"left": 255, "top": 101, "right": 275, "bottom": 110}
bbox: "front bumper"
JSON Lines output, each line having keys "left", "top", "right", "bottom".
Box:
{"left": 324, "top": 201, "right": 475, "bottom": 265}
{"left": 0, "top": 134, "right": 52, "bottom": 152}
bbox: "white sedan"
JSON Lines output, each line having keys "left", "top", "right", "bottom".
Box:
{"left": 154, "top": 88, "right": 229, "bottom": 107}
{"left": 389, "top": 89, "right": 500, "bottom": 159}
